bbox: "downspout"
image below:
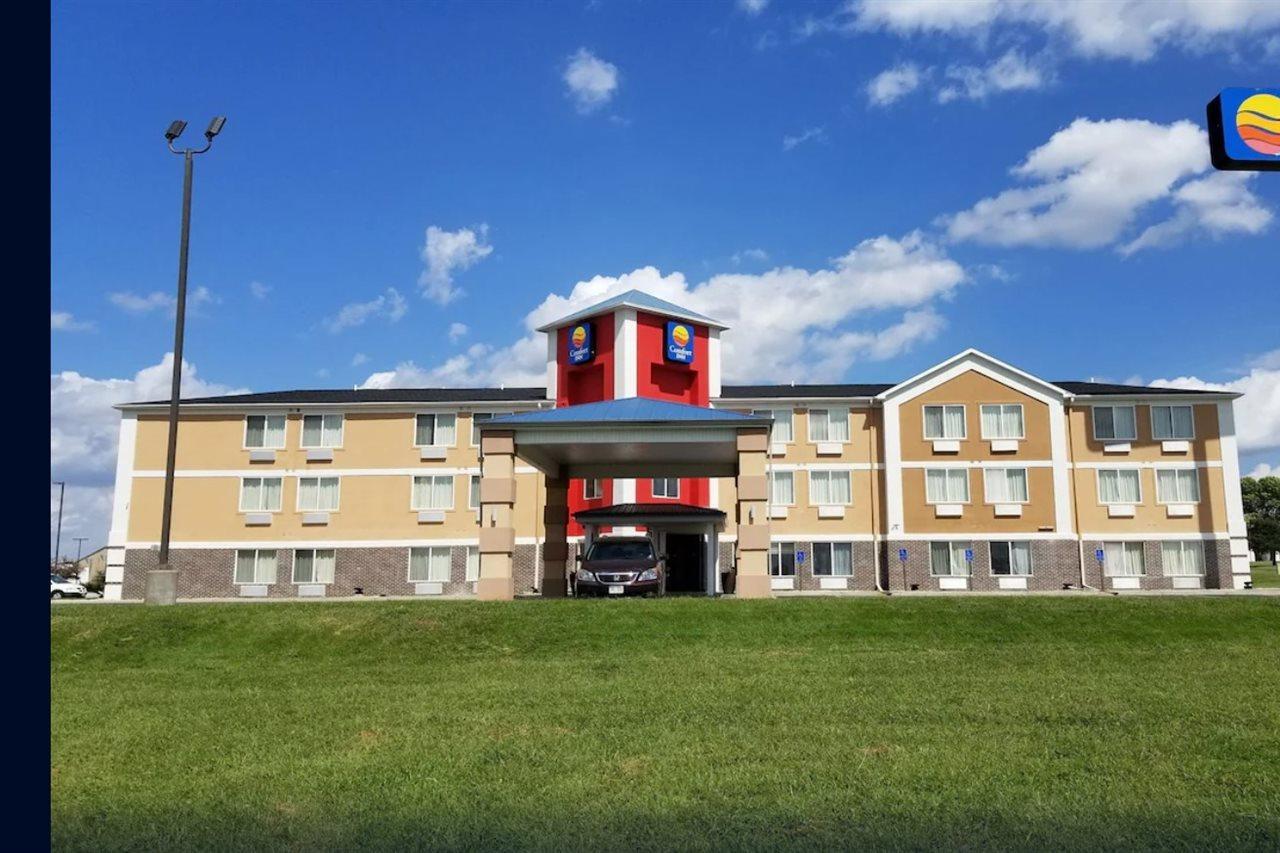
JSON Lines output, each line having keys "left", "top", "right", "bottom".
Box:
{"left": 1065, "top": 400, "right": 1098, "bottom": 592}
{"left": 870, "top": 404, "right": 887, "bottom": 594}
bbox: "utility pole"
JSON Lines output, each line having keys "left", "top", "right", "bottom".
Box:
{"left": 52, "top": 481, "right": 65, "bottom": 572}
{"left": 74, "top": 537, "right": 88, "bottom": 565}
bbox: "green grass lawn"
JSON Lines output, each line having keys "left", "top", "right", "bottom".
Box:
{"left": 52, "top": 598, "right": 1280, "bottom": 852}
{"left": 1252, "top": 561, "right": 1280, "bottom": 589}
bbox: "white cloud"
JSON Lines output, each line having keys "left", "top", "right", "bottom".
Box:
{"left": 322, "top": 288, "right": 408, "bottom": 333}
{"left": 1248, "top": 462, "right": 1278, "bottom": 479}
{"left": 866, "top": 63, "right": 926, "bottom": 106}
{"left": 419, "top": 225, "right": 493, "bottom": 305}
{"left": 364, "top": 231, "right": 966, "bottom": 389}
{"left": 1250, "top": 349, "right": 1280, "bottom": 371}
{"left": 249, "top": 281, "right": 271, "bottom": 300}
{"left": 731, "top": 248, "right": 770, "bottom": 265}
{"left": 738, "top": 0, "right": 769, "bottom": 15}
{"left": 351, "top": 352, "right": 369, "bottom": 367}
{"left": 448, "top": 322, "right": 469, "bottom": 342}
{"left": 563, "top": 48, "right": 619, "bottom": 113}
{"left": 1148, "top": 366, "right": 1280, "bottom": 455}
{"left": 943, "top": 117, "right": 1273, "bottom": 252}
{"left": 848, "top": 0, "right": 1280, "bottom": 61}
{"left": 783, "top": 126, "right": 827, "bottom": 150}
{"left": 51, "top": 311, "right": 93, "bottom": 332}
{"left": 108, "top": 286, "right": 216, "bottom": 315}
{"left": 937, "top": 50, "right": 1049, "bottom": 102}
{"left": 50, "top": 354, "right": 246, "bottom": 547}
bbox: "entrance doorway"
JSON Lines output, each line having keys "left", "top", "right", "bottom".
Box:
{"left": 664, "top": 533, "right": 706, "bottom": 593}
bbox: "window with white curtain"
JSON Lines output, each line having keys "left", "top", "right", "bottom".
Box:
{"left": 652, "top": 478, "right": 680, "bottom": 499}
{"left": 583, "top": 478, "right": 603, "bottom": 500}
{"left": 930, "top": 541, "right": 972, "bottom": 576}
{"left": 411, "top": 475, "right": 455, "bottom": 510}
{"left": 297, "top": 476, "right": 340, "bottom": 511}
{"left": 925, "top": 468, "right": 970, "bottom": 503}
{"left": 409, "top": 546, "right": 452, "bottom": 582}
{"left": 770, "top": 542, "right": 796, "bottom": 577}
{"left": 980, "top": 404, "right": 1025, "bottom": 439}
{"left": 471, "top": 412, "right": 513, "bottom": 445}
{"left": 1092, "top": 405, "right": 1136, "bottom": 441}
{"left": 1161, "top": 541, "right": 1205, "bottom": 576}
{"left": 469, "top": 475, "right": 481, "bottom": 509}
{"left": 292, "top": 549, "right": 336, "bottom": 584}
{"left": 1097, "top": 469, "right": 1142, "bottom": 504}
{"left": 465, "top": 546, "right": 480, "bottom": 582}
{"left": 990, "top": 541, "right": 1032, "bottom": 576}
{"left": 1151, "top": 405, "right": 1194, "bottom": 440}
{"left": 809, "top": 470, "right": 852, "bottom": 505}
{"left": 234, "top": 549, "right": 277, "bottom": 584}
{"left": 770, "top": 471, "right": 795, "bottom": 506}
{"left": 244, "top": 414, "right": 286, "bottom": 449}
{"left": 812, "top": 542, "right": 853, "bottom": 576}
{"left": 1155, "top": 468, "right": 1200, "bottom": 503}
{"left": 984, "top": 468, "right": 1029, "bottom": 503}
{"left": 415, "top": 413, "right": 456, "bottom": 446}
{"left": 753, "top": 409, "right": 794, "bottom": 443}
{"left": 239, "top": 477, "right": 283, "bottom": 512}
{"left": 923, "top": 405, "right": 967, "bottom": 440}
{"left": 1103, "top": 541, "right": 1145, "bottom": 576}
{"left": 807, "top": 408, "right": 850, "bottom": 442}
{"left": 301, "top": 414, "right": 344, "bottom": 448}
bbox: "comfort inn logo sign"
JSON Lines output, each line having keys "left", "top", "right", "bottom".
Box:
{"left": 665, "top": 321, "right": 694, "bottom": 364}
{"left": 567, "top": 322, "right": 594, "bottom": 365}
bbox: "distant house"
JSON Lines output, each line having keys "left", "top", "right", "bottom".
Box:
{"left": 77, "top": 546, "right": 107, "bottom": 585}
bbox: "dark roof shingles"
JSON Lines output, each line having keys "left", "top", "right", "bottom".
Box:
{"left": 131, "top": 387, "right": 547, "bottom": 406}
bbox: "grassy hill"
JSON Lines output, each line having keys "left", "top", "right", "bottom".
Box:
{"left": 51, "top": 597, "right": 1280, "bottom": 851}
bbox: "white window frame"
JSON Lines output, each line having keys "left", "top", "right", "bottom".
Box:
{"left": 929, "top": 541, "right": 973, "bottom": 577}
{"left": 243, "top": 413, "right": 287, "bottom": 450}
{"left": 233, "top": 549, "right": 278, "bottom": 585}
{"left": 769, "top": 470, "right": 795, "bottom": 507}
{"left": 770, "top": 541, "right": 797, "bottom": 577}
{"left": 469, "top": 474, "right": 481, "bottom": 510}
{"left": 292, "top": 548, "right": 336, "bottom": 585}
{"left": 471, "top": 412, "right": 514, "bottom": 446}
{"left": 1154, "top": 467, "right": 1201, "bottom": 504}
{"left": 411, "top": 474, "right": 456, "bottom": 511}
{"left": 414, "top": 412, "right": 457, "bottom": 448}
{"left": 1150, "top": 405, "right": 1195, "bottom": 440}
{"left": 752, "top": 409, "right": 794, "bottom": 444}
{"left": 1092, "top": 405, "right": 1137, "bottom": 441}
{"left": 807, "top": 469, "right": 853, "bottom": 506}
{"left": 296, "top": 476, "right": 341, "bottom": 512}
{"left": 811, "top": 541, "right": 854, "bottom": 577}
{"left": 652, "top": 478, "right": 680, "bottom": 500}
{"left": 583, "top": 478, "right": 603, "bottom": 501}
{"left": 1096, "top": 468, "right": 1143, "bottom": 505}
{"left": 979, "top": 403, "right": 1025, "bottom": 440}
{"left": 983, "top": 467, "right": 1029, "bottom": 505}
{"left": 1103, "top": 541, "right": 1146, "bottom": 577}
{"left": 922, "top": 404, "right": 967, "bottom": 440}
{"left": 1161, "top": 540, "right": 1205, "bottom": 577}
{"left": 407, "top": 546, "right": 453, "bottom": 583}
{"left": 924, "top": 468, "right": 970, "bottom": 504}
{"left": 807, "top": 408, "right": 850, "bottom": 443}
{"left": 238, "top": 476, "right": 283, "bottom": 512}
{"left": 300, "top": 413, "right": 344, "bottom": 449}
{"left": 465, "top": 545, "right": 480, "bottom": 582}
{"left": 989, "top": 541, "right": 1033, "bottom": 576}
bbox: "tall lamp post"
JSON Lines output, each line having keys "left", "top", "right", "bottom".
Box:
{"left": 52, "top": 480, "right": 65, "bottom": 572}
{"left": 146, "top": 116, "right": 227, "bottom": 606}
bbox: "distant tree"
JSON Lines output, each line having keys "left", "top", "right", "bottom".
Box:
{"left": 1248, "top": 517, "right": 1280, "bottom": 566}
{"left": 1241, "top": 476, "right": 1280, "bottom": 520}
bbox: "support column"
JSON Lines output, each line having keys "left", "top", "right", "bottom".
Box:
{"left": 477, "top": 430, "right": 517, "bottom": 600}
{"left": 542, "top": 477, "right": 569, "bottom": 598}
{"left": 735, "top": 427, "right": 773, "bottom": 599}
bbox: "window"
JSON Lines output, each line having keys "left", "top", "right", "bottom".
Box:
{"left": 1092, "top": 405, "right": 1136, "bottom": 441}
{"left": 586, "top": 540, "right": 656, "bottom": 561}
{"left": 1155, "top": 468, "right": 1200, "bottom": 504}
{"left": 472, "top": 412, "right": 513, "bottom": 445}
{"left": 411, "top": 475, "right": 455, "bottom": 510}
{"left": 244, "top": 414, "right": 286, "bottom": 449}
{"left": 1097, "top": 469, "right": 1141, "bottom": 504}
{"left": 808, "top": 408, "right": 850, "bottom": 442}
{"left": 583, "top": 478, "right": 603, "bottom": 500}
{"left": 809, "top": 470, "right": 852, "bottom": 505}
{"left": 980, "top": 404, "right": 1024, "bottom": 439}
{"left": 292, "top": 549, "right": 335, "bottom": 584}
{"left": 239, "top": 477, "right": 283, "bottom": 512}
{"left": 930, "top": 541, "right": 972, "bottom": 577}
{"left": 409, "top": 546, "right": 452, "bottom": 582}
{"left": 234, "top": 549, "right": 277, "bottom": 584}
{"left": 301, "top": 414, "right": 343, "bottom": 448}
{"left": 1151, "top": 405, "right": 1194, "bottom": 440}
{"left": 770, "top": 542, "right": 796, "bottom": 577}
{"left": 812, "top": 542, "right": 853, "bottom": 576}
{"left": 652, "top": 478, "right": 680, "bottom": 499}
{"left": 770, "top": 471, "right": 795, "bottom": 506}
{"left": 984, "top": 468, "right": 1029, "bottom": 503}
{"left": 990, "top": 541, "right": 1032, "bottom": 576}
{"left": 925, "top": 469, "right": 969, "bottom": 503}
{"left": 1161, "top": 541, "right": 1205, "bottom": 576}
{"left": 415, "top": 413, "right": 457, "bottom": 446}
{"left": 752, "top": 409, "right": 794, "bottom": 443}
{"left": 923, "top": 405, "right": 966, "bottom": 440}
{"left": 469, "top": 475, "right": 481, "bottom": 509}
{"left": 297, "top": 476, "right": 340, "bottom": 511}
{"left": 1103, "top": 541, "right": 1145, "bottom": 577}
{"left": 465, "top": 546, "right": 479, "bottom": 582}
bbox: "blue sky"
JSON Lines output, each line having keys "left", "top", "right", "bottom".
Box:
{"left": 51, "top": 0, "right": 1280, "bottom": 549}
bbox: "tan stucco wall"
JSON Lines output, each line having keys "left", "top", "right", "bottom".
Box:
{"left": 1070, "top": 466, "right": 1231, "bottom": 534}
{"left": 898, "top": 371, "right": 1053, "bottom": 462}
{"left": 1066, "top": 404, "right": 1222, "bottom": 462}
{"left": 902, "top": 466, "right": 1058, "bottom": 533}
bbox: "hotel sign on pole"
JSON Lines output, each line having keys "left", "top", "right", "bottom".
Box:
{"left": 567, "top": 322, "right": 594, "bottom": 365}
{"left": 1207, "top": 88, "right": 1280, "bottom": 171}
{"left": 665, "top": 321, "right": 694, "bottom": 364}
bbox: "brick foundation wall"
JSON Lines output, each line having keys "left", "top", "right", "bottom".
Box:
{"left": 884, "top": 539, "right": 1083, "bottom": 592}
{"left": 1082, "top": 539, "right": 1231, "bottom": 591}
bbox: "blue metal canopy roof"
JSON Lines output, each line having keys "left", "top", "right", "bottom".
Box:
{"left": 484, "top": 396, "right": 768, "bottom": 427}
{"left": 535, "top": 289, "right": 728, "bottom": 331}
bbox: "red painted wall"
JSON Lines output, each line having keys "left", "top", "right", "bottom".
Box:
{"left": 633, "top": 311, "right": 709, "bottom": 508}
{"left": 557, "top": 315, "right": 616, "bottom": 535}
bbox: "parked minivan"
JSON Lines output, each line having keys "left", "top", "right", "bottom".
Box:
{"left": 573, "top": 536, "right": 663, "bottom": 597}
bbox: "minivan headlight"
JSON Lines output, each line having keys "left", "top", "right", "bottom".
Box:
{"left": 637, "top": 568, "right": 658, "bottom": 582}
{"left": 576, "top": 570, "right": 595, "bottom": 584}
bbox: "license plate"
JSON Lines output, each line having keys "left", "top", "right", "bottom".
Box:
{"left": 608, "top": 585, "right": 625, "bottom": 595}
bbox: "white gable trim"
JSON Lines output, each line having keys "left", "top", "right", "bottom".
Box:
{"left": 877, "top": 349, "right": 1068, "bottom": 405}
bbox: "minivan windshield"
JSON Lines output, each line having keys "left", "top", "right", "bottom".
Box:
{"left": 586, "top": 540, "right": 655, "bottom": 561}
